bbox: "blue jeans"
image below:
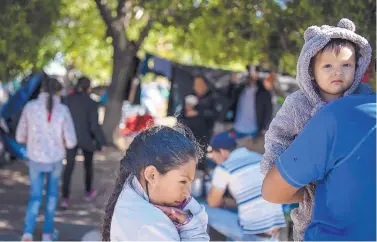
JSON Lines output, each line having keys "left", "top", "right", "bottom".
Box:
{"left": 235, "top": 130, "right": 259, "bottom": 139}
{"left": 24, "top": 162, "right": 62, "bottom": 235}
{"left": 203, "top": 204, "right": 273, "bottom": 241}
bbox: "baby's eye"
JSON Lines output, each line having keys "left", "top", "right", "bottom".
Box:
{"left": 180, "top": 181, "right": 187, "bottom": 184}
{"left": 343, "top": 64, "right": 352, "bottom": 67}
{"left": 323, "top": 64, "right": 332, "bottom": 68}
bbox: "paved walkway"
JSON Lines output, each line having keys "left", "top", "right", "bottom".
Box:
{"left": 0, "top": 149, "right": 122, "bottom": 241}
{"left": 0, "top": 147, "right": 291, "bottom": 241}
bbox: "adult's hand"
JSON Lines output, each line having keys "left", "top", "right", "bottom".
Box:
{"left": 154, "top": 204, "right": 189, "bottom": 224}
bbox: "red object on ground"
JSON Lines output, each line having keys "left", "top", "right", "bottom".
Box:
{"left": 120, "top": 114, "right": 155, "bottom": 136}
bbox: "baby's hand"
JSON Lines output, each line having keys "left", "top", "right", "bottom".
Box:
{"left": 154, "top": 204, "right": 189, "bottom": 224}
{"left": 177, "top": 197, "right": 192, "bottom": 209}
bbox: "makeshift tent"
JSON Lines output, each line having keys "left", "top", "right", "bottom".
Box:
{"left": 0, "top": 72, "right": 49, "bottom": 161}
{"left": 138, "top": 54, "right": 237, "bottom": 121}
{"left": 137, "top": 53, "right": 298, "bottom": 120}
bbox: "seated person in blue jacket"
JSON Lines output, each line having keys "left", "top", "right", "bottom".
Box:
{"left": 262, "top": 95, "right": 376, "bottom": 241}
{"left": 205, "top": 131, "right": 286, "bottom": 241}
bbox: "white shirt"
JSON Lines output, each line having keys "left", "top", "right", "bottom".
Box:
{"left": 16, "top": 93, "right": 77, "bottom": 163}
{"left": 212, "top": 148, "right": 286, "bottom": 234}
{"left": 234, "top": 85, "right": 258, "bottom": 133}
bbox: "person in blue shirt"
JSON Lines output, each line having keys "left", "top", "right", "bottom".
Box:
{"left": 262, "top": 94, "right": 376, "bottom": 241}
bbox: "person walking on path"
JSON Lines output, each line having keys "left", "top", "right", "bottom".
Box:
{"left": 16, "top": 77, "right": 77, "bottom": 242}
{"left": 61, "top": 76, "right": 106, "bottom": 209}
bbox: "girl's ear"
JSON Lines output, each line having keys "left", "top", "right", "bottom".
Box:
{"left": 144, "top": 165, "right": 158, "bottom": 186}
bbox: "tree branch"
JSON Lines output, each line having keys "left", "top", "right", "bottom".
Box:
{"left": 135, "top": 18, "right": 153, "bottom": 48}
{"left": 279, "top": 33, "right": 289, "bottom": 52}
{"left": 117, "top": 0, "right": 126, "bottom": 17}
{"left": 94, "top": 0, "right": 115, "bottom": 28}
{"left": 116, "top": 0, "right": 132, "bottom": 26}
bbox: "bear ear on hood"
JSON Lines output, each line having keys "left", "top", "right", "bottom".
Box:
{"left": 337, "top": 18, "right": 356, "bottom": 32}
{"left": 304, "top": 18, "right": 356, "bottom": 43}
{"left": 303, "top": 26, "right": 320, "bottom": 42}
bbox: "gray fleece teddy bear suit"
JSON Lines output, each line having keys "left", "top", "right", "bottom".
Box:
{"left": 261, "top": 18, "right": 373, "bottom": 241}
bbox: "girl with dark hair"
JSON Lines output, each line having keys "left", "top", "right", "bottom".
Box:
{"left": 16, "top": 77, "right": 77, "bottom": 241}
{"left": 102, "top": 124, "right": 209, "bottom": 241}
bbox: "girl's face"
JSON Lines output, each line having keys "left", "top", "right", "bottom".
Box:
{"left": 145, "top": 159, "right": 196, "bottom": 207}
{"left": 313, "top": 44, "right": 356, "bottom": 102}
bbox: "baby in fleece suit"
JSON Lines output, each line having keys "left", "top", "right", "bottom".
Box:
{"left": 261, "top": 18, "right": 373, "bottom": 241}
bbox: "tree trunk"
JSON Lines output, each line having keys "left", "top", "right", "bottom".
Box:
{"left": 102, "top": 33, "right": 138, "bottom": 144}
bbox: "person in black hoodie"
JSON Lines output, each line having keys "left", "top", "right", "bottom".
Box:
{"left": 61, "top": 76, "right": 106, "bottom": 209}
{"left": 180, "top": 75, "right": 218, "bottom": 170}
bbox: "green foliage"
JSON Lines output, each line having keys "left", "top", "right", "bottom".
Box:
{"left": 1, "top": 0, "right": 375, "bottom": 82}
{"left": 0, "top": 0, "right": 62, "bottom": 82}
{"left": 143, "top": 0, "right": 375, "bottom": 75}
{"left": 39, "top": 0, "right": 112, "bottom": 83}
{"left": 274, "top": 0, "right": 376, "bottom": 75}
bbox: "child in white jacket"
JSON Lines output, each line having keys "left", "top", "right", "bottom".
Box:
{"left": 102, "top": 125, "right": 209, "bottom": 241}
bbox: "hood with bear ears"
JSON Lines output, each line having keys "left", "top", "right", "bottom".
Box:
{"left": 296, "top": 18, "right": 372, "bottom": 108}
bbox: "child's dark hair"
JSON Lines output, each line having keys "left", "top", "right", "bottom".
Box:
{"left": 309, "top": 38, "right": 359, "bottom": 77}
{"left": 41, "top": 77, "right": 63, "bottom": 122}
{"left": 101, "top": 124, "right": 203, "bottom": 241}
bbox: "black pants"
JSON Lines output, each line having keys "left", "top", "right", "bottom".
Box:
{"left": 62, "top": 147, "right": 94, "bottom": 199}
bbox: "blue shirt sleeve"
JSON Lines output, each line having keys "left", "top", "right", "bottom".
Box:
{"left": 276, "top": 107, "right": 337, "bottom": 188}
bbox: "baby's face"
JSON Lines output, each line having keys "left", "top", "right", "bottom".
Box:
{"left": 313, "top": 45, "right": 356, "bottom": 101}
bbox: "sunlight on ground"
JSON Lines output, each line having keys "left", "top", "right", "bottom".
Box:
{"left": 0, "top": 170, "right": 29, "bottom": 186}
